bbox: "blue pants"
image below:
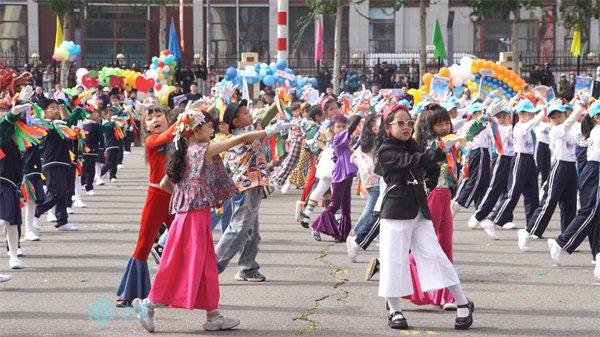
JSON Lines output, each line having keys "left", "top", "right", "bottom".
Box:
{"left": 36, "top": 165, "right": 69, "bottom": 227}
{"left": 556, "top": 161, "right": 600, "bottom": 255}
{"left": 211, "top": 193, "right": 244, "bottom": 233}
{"left": 474, "top": 155, "right": 512, "bottom": 222}
{"left": 489, "top": 153, "right": 539, "bottom": 226}
{"left": 454, "top": 148, "right": 491, "bottom": 209}
{"left": 353, "top": 186, "right": 380, "bottom": 239}
{"left": 535, "top": 142, "right": 551, "bottom": 186}
{"left": 527, "top": 161, "right": 578, "bottom": 238}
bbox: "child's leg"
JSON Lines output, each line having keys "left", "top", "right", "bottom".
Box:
{"left": 36, "top": 167, "right": 60, "bottom": 217}
{"left": 527, "top": 163, "right": 562, "bottom": 237}
{"left": 453, "top": 148, "right": 483, "bottom": 209}
{"left": 110, "top": 149, "right": 119, "bottom": 179}
{"left": 559, "top": 165, "right": 578, "bottom": 233}
{"left": 6, "top": 223, "right": 19, "bottom": 258}
{"left": 473, "top": 150, "right": 491, "bottom": 208}
{"left": 474, "top": 155, "right": 511, "bottom": 221}
{"left": 304, "top": 177, "right": 331, "bottom": 220}
{"left": 490, "top": 154, "right": 531, "bottom": 226}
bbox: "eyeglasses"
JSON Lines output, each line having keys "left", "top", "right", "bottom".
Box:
{"left": 389, "top": 119, "right": 415, "bottom": 128}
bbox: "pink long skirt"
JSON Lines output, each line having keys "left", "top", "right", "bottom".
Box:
{"left": 148, "top": 207, "right": 220, "bottom": 310}
{"left": 403, "top": 187, "right": 455, "bottom": 306}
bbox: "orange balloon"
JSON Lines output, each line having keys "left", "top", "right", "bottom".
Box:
{"left": 474, "top": 59, "right": 483, "bottom": 67}
{"left": 438, "top": 67, "right": 451, "bottom": 78}
{"left": 423, "top": 84, "right": 430, "bottom": 92}
{"left": 517, "top": 78, "right": 526, "bottom": 86}
{"left": 484, "top": 60, "right": 494, "bottom": 68}
{"left": 472, "top": 65, "right": 480, "bottom": 73}
{"left": 422, "top": 72, "right": 433, "bottom": 85}
{"left": 507, "top": 80, "right": 515, "bottom": 88}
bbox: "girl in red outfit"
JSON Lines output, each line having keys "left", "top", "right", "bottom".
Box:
{"left": 115, "top": 105, "right": 179, "bottom": 307}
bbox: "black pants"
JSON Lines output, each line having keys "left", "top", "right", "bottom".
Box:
{"left": 101, "top": 148, "right": 119, "bottom": 180}
{"left": 124, "top": 131, "right": 133, "bottom": 152}
{"left": 118, "top": 144, "right": 124, "bottom": 165}
{"left": 556, "top": 161, "right": 600, "bottom": 255}
{"left": 356, "top": 211, "right": 380, "bottom": 250}
{"left": 66, "top": 165, "right": 76, "bottom": 207}
{"left": 527, "top": 161, "right": 578, "bottom": 238}
{"left": 474, "top": 155, "right": 513, "bottom": 221}
{"left": 36, "top": 165, "right": 69, "bottom": 227}
{"left": 454, "top": 148, "right": 491, "bottom": 209}
{"left": 535, "top": 142, "right": 551, "bottom": 186}
{"left": 82, "top": 154, "right": 97, "bottom": 191}
{"left": 489, "top": 153, "right": 539, "bottom": 226}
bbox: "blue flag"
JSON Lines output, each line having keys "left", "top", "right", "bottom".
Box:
{"left": 168, "top": 19, "right": 181, "bottom": 62}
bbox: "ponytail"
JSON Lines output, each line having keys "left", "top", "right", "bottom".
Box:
{"left": 167, "top": 136, "right": 188, "bottom": 184}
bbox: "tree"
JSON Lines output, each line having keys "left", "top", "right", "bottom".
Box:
{"left": 464, "top": 0, "right": 540, "bottom": 76}
{"left": 559, "top": 0, "right": 600, "bottom": 56}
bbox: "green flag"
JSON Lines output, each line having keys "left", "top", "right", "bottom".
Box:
{"left": 432, "top": 19, "right": 447, "bottom": 60}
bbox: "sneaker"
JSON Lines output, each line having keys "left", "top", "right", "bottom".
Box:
{"left": 0, "top": 274, "right": 12, "bottom": 283}
{"left": 7, "top": 249, "right": 23, "bottom": 257}
{"left": 364, "top": 257, "right": 380, "bottom": 281}
{"left": 124, "top": 151, "right": 131, "bottom": 155}
{"left": 311, "top": 229, "right": 321, "bottom": 241}
{"left": 203, "top": 315, "right": 240, "bottom": 331}
{"left": 32, "top": 218, "right": 40, "bottom": 231}
{"left": 150, "top": 244, "right": 163, "bottom": 265}
{"left": 594, "top": 253, "right": 600, "bottom": 280}
{"left": 530, "top": 234, "right": 541, "bottom": 240}
{"left": 443, "top": 302, "right": 458, "bottom": 310}
{"left": 502, "top": 222, "right": 517, "bottom": 230}
{"left": 451, "top": 200, "right": 462, "bottom": 217}
{"left": 95, "top": 179, "right": 105, "bottom": 186}
{"left": 56, "top": 223, "right": 79, "bottom": 231}
{"left": 517, "top": 229, "right": 530, "bottom": 252}
{"left": 9, "top": 256, "right": 23, "bottom": 269}
{"left": 467, "top": 214, "right": 481, "bottom": 229}
{"left": 346, "top": 236, "right": 359, "bottom": 263}
{"left": 117, "top": 164, "right": 124, "bottom": 170}
{"left": 294, "top": 201, "right": 303, "bottom": 222}
{"left": 24, "top": 230, "right": 40, "bottom": 241}
{"left": 480, "top": 220, "right": 499, "bottom": 240}
{"left": 132, "top": 298, "right": 155, "bottom": 333}
{"left": 110, "top": 178, "right": 117, "bottom": 182}
{"left": 548, "top": 239, "right": 563, "bottom": 265}
{"left": 234, "top": 271, "right": 266, "bottom": 282}
{"left": 47, "top": 212, "right": 58, "bottom": 222}
{"left": 66, "top": 207, "right": 74, "bottom": 214}
{"left": 86, "top": 190, "right": 96, "bottom": 196}
{"left": 72, "top": 199, "right": 86, "bottom": 208}
{"left": 281, "top": 181, "right": 291, "bottom": 194}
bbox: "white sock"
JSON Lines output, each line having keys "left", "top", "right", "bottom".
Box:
{"left": 74, "top": 179, "right": 83, "bottom": 200}
{"left": 386, "top": 297, "right": 402, "bottom": 314}
{"left": 141, "top": 298, "right": 156, "bottom": 309}
{"left": 448, "top": 284, "right": 469, "bottom": 317}
{"left": 95, "top": 163, "right": 102, "bottom": 180}
{"left": 25, "top": 201, "right": 35, "bottom": 231}
{"left": 6, "top": 224, "right": 19, "bottom": 258}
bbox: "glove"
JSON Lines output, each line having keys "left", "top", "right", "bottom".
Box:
{"left": 18, "top": 85, "right": 34, "bottom": 102}
{"left": 265, "top": 122, "right": 295, "bottom": 137}
{"left": 185, "top": 98, "right": 207, "bottom": 112}
{"left": 442, "top": 137, "right": 462, "bottom": 151}
{"left": 215, "top": 81, "right": 238, "bottom": 99}
{"left": 485, "top": 98, "right": 506, "bottom": 117}
{"left": 11, "top": 103, "right": 31, "bottom": 115}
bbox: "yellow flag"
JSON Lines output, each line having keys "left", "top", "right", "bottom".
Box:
{"left": 55, "top": 16, "right": 63, "bottom": 49}
{"left": 571, "top": 26, "right": 581, "bottom": 57}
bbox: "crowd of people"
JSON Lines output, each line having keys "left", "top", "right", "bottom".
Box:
{"left": 2, "top": 59, "right": 600, "bottom": 334}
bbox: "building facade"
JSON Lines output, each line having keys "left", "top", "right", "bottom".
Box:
{"left": 1, "top": 0, "right": 599, "bottom": 70}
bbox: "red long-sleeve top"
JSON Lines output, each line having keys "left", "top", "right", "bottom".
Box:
{"left": 145, "top": 123, "right": 176, "bottom": 185}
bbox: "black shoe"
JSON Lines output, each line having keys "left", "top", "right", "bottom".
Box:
{"left": 150, "top": 244, "right": 163, "bottom": 265}
{"left": 364, "top": 257, "right": 380, "bottom": 281}
{"left": 299, "top": 213, "right": 310, "bottom": 228}
{"left": 454, "top": 300, "right": 474, "bottom": 330}
{"left": 154, "top": 222, "right": 167, "bottom": 243}
{"left": 388, "top": 311, "right": 408, "bottom": 329}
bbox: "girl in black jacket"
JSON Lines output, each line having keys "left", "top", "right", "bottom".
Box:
{"left": 376, "top": 104, "right": 474, "bottom": 330}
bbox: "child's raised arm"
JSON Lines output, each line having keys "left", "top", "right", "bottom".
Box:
{"left": 205, "top": 130, "right": 267, "bottom": 159}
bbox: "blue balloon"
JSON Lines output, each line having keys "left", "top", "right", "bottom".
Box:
{"left": 269, "top": 62, "right": 277, "bottom": 73}
{"left": 297, "top": 77, "right": 305, "bottom": 88}
{"left": 309, "top": 78, "right": 318, "bottom": 88}
{"left": 152, "top": 56, "right": 159, "bottom": 64}
{"left": 260, "top": 63, "right": 268, "bottom": 69}
{"left": 259, "top": 68, "right": 267, "bottom": 77}
{"left": 284, "top": 67, "right": 293, "bottom": 75}
{"left": 263, "top": 75, "right": 275, "bottom": 86}
{"left": 276, "top": 59, "right": 288, "bottom": 70}
{"left": 247, "top": 77, "right": 254, "bottom": 84}
{"left": 225, "top": 67, "right": 237, "bottom": 80}
{"left": 150, "top": 63, "right": 157, "bottom": 70}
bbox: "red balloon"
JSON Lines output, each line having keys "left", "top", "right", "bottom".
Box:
{"left": 162, "top": 50, "right": 170, "bottom": 56}
{"left": 81, "top": 74, "right": 98, "bottom": 89}
{"left": 158, "top": 61, "right": 164, "bottom": 67}
{"left": 154, "top": 83, "right": 163, "bottom": 91}
{"left": 135, "top": 75, "right": 155, "bottom": 93}
{"left": 109, "top": 76, "right": 124, "bottom": 88}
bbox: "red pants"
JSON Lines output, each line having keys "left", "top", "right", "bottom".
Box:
{"left": 132, "top": 186, "right": 174, "bottom": 260}
{"left": 300, "top": 162, "right": 317, "bottom": 202}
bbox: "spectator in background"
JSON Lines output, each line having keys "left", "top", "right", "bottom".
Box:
{"left": 31, "top": 85, "right": 48, "bottom": 106}
{"left": 194, "top": 57, "right": 208, "bottom": 93}
{"left": 317, "top": 64, "right": 332, "bottom": 93}
{"left": 167, "top": 82, "right": 184, "bottom": 109}
{"left": 186, "top": 82, "right": 202, "bottom": 102}
{"left": 379, "top": 61, "right": 395, "bottom": 89}
{"left": 558, "top": 73, "right": 571, "bottom": 99}
{"left": 43, "top": 64, "right": 54, "bottom": 93}
{"left": 540, "top": 63, "right": 555, "bottom": 90}
{"left": 180, "top": 67, "right": 195, "bottom": 93}
{"left": 326, "top": 87, "right": 336, "bottom": 99}
{"left": 33, "top": 65, "right": 43, "bottom": 87}
{"left": 371, "top": 84, "right": 380, "bottom": 97}
{"left": 408, "top": 58, "right": 419, "bottom": 89}
{"left": 568, "top": 72, "right": 576, "bottom": 99}
{"left": 529, "top": 64, "right": 542, "bottom": 85}
{"left": 339, "top": 65, "right": 348, "bottom": 92}
{"left": 207, "top": 66, "right": 217, "bottom": 90}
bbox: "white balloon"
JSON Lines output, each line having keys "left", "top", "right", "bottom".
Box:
{"left": 76, "top": 68, "right": 88, "bottom": 79}
{"left": 460, "top": 56, "right": 473, "bottom": 69}
{"left": 145, "top": 69, "right": 158, "bottom": 80}
{"left": 449, "top": 64, "right": 461, "bottom": 77}
{"left": 452, "top": 76, "right": 464, "bottom": 87}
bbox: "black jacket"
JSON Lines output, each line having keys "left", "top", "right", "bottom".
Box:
{"left": 376, "top": 137, "right": 443, "bottom": 220}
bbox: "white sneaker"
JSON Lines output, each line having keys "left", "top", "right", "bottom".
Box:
{"left": 548, "top": 239, "right": 563, "bottom": 265}
{"left": 294, "top": 201, "right": 303, "bottom": 222}
{"left": 480, "top": 219, "right": 499, "bottom": 240}
{"left": 24, "top": 229, "right": 40, "bottom": 241}
{"left": 32, "top": 218, "right": 40, "bottom": 231}
{"left": 281, "top": 181, "right": 291, "bottom": 194}
{"left": 517, "top": 229, "right": 530, "bottom": 252}
{"left": 95, "top": 179, "right": 105, "bottom": 186}
{"left": 6, "top": 249, "right": 23, "bottom": 257}
{"left": 132, "top": 298, "right": 155, "bottom": 332}
{"left": 502, "top": 222, "right": 517, "bottom": 230}
{"left": 117, "top": 164, "right": 124, "bottom": 170}
{"left": 86, "top": 190, "right": 96, "bottom": 196}
{"left": 72, "top": 199, "right": 86, "bottom": 208}
{"left": 124, "top": 151, "right": 131, "bottom": 155}
{"left": 594, "top": 253, "right": 600, "bottom": 280}
{"left": 203, "top": 315, "right": 240, "bottom": 331}
{"left": 66, "top": 207, "right": 74, "bottom": 214}
{"left": 110, "top": 178, "right": 117, "bottom": 182}
{"left": 467, "top": 214, "right": 481, "bottom": 229}
{"left": 530, "top": 234, "right": 541, "bottom": 240}
{"left": 346, "top": 236, "right": 359, "bottom": 263}
{"left": 0, "top": 274, "right": 12, "bottom": 282}
{"left": 9, "top": 256, "right": 23, "bottom": 269}
{"left": 56, "top": 223, "right": 79, "bottom": 231}
{"left": 47, "top": 212, "right": 57, "bottom": 222}
{"left": 451, "top": 201, "right": 462, "bottom": 216}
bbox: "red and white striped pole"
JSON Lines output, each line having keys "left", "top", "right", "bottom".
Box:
{"left": 276, "top": 0, "right": 288, "bottom": 61}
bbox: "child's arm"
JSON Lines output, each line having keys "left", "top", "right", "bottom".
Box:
{"left": 347, "top": 115, "right": 363, "bottom": 136}
{"left": 378, "top": 144, "right": 444, "bottom": 172}
{"left": 98, "top": 121, "right": 116, "bottom": 134}
{"left": 146, "top": 123, "right": 178, "bottom": 149}
{"left": 205, "top": 130, "right": 267, "bottom": 159}
{"left": 523, "top": 111, "right": 546, "bottom": 133}
{"left": 258, "top": 103, "right": 280, "bottom": 129}
{"left": 159, "top": 174, "right": 174, "bottom": 193}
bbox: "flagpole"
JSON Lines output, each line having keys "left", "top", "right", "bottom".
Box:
{"left": 577, "top": 55, "right": 581, "bottom": 75}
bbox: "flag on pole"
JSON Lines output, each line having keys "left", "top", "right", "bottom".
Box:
{"left": 570, "top": 25, "right": 581, "bottom": 57}
{"left": 432, "top": 19, "right": 447, "bottom": 60}
{"left": 55, "top": 16, "right": 63, "bottom": 49}
{"left": 169, "top": 19, "right": 181, "bottom": 62}
{"left": 314, "top": 17, "right": 323, "bottom": 64}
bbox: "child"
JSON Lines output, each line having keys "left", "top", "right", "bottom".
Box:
{"left": 535, "top": 118, "right": 552, "bottom": 185}
{"left": 312, "top": 113, "right": 362, "bottom": 241}
{"left": 81, "top": 106, "right": 114, "bottom": 195}
{"left": 133, "top": 111, "right": 288, "bottom": 332}
{"left": 346, "top": 113, "right": 381, "bottom": 262}
{"left": 22, "top": 144, "right": 45, "bottom": 241}
{"left": 100, "top": 107, "right": 125, "bottom": 182}
{"left": 215, "top": 99, "right": 292, "bottom": 281}
{"left": 485, "top": 99, "right": 544, "bottom": 233}
{"left": 273, "top": 102, "right": 303, "bottom": 193}
{"left": 520, "top": 100, "right": 579, "bottom": 249}
{"left": 376, "top": 104, "right": 473, "bottom": 330}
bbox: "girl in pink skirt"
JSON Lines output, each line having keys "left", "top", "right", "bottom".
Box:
{"left": 132, "top": 111, "right": 288, "bottom": 332}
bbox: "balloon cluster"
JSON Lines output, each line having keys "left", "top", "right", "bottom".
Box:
{"left": 345, "top": 71, "right": 361, "bottom": 93}
{"left": 53, "top": 41, "right": 81, "bottom": 62}
{"left": 146, "top": 50, "right": 178, "bottom": 84}
{"left": 222, "top": 59, "right": 318, "bottom": 99}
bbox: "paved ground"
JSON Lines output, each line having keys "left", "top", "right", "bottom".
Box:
{"left": 0, "top": 147, "right": 599, "bottom": 337}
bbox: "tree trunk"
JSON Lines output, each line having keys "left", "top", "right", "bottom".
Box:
{"left": 419, "top": 0, "right": 427, "bottom": 86}
{"left": 332, "top": 1, "right": 343, "bottom": 95}
{"left": 159, "top": 4, "right": 167, "bottom": 51}
{"left": 60, "top": 12, "right": 72, "bottom": 87}
{"left": 512, "top": 8, "right": 520, "bottom": 75}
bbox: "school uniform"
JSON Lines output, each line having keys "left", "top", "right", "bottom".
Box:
{"left": 81, "top": 120, "right": 113, "bottom": 191}
{"left": 473, "top": 124, "right": 514, "bottom": 221}
{"left": 101, "top": 120, "right": 121, "bottom": 180}
{"left": 0, "top": 137, "right": 23, "bottom": 227}
{"left": 22, "top": 145, "right": 46, "bottom": 204}
{"left": 535, "top": 123, "right": 552, "bottom": 185}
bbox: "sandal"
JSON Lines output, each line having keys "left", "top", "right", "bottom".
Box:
{"left": 454, "top": 300, "right": 474, "bottom": 330}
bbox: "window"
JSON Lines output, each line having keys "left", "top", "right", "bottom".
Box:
{"left": 323, "top": 6, "right": 349, "bottom": 61}
{"left": 369, "top": 6, "right": 395, "bottom": 53}
{"left": 239, "top": 7, "right": 269, "bottom": 59}
{"left": 210, "top": 7, "right": 236, "bottom": 58}
{"left": 0, "top": 4, "right": 28, "bottom": 66}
